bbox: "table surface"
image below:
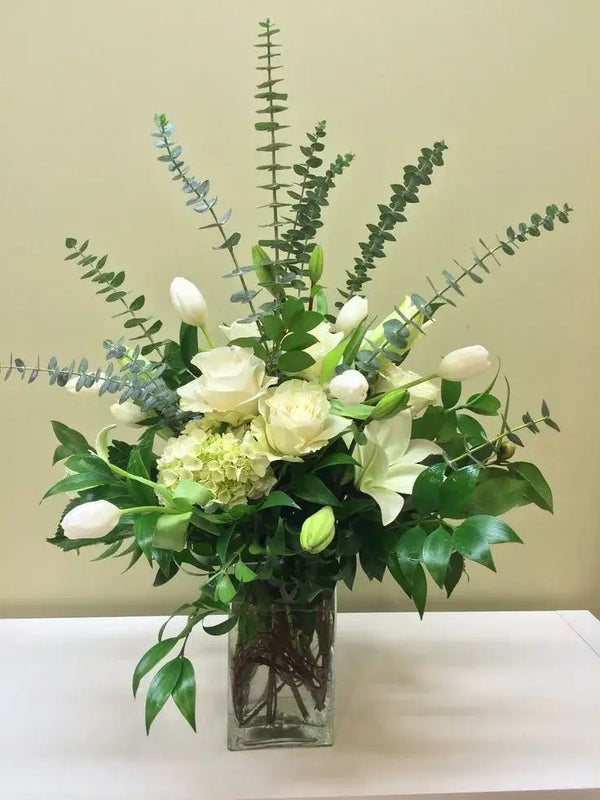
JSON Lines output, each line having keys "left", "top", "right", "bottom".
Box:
{"left": 1, "top": 610, "right": 599, "bottom": 800}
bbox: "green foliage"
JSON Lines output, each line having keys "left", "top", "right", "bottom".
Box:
{"left": 340, "top": 141, "right": 448, "bottom": 306}
{"left": 64, "top": 238, "right": 165, "bottom": 357}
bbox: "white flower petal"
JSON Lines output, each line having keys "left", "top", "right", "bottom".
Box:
{"left": 364, "top": 486, "right": 405, "bottom": 526}
{"left": 404, "top": 438, "right": 444, "bottom": 463}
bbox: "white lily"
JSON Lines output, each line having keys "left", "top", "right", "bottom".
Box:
{"left": 354, "top": 410, "right": 442, "bottom": 525}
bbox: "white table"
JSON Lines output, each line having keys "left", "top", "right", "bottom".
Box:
{"left": 1, "top": 611, "right": 599, "bottom": 800}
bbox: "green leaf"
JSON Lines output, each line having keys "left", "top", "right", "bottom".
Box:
{"left": 329, "top": 400, "right": 372, "bottom": 420}
{"left": 179, "top": 323, "right": 198, "bottom": 368}
{"left": 412, "top": 463, "right": 446, "bottom": 514}
{"left": 411, "top": 563, "right": 428, "bottom": 618}
{"left": 439, "top": 464, "right": 480, "bottom": 518}
{"left": 463, "top": 475, "right": 530, "bottom": 516}
{"left": 441, "top": 380, "right": 461, "bottom": 409}
{"left": 51, "top": 421, "right": 90, "bottom": 461}
{"left": 342, "top": 319, "right": 370, "bottom": 367}
{"left": 395, "top": 526, "right": 426, "bottom": 582}
{"left": 152, "top": 512, "right": 191, "bottom": 551}
{"left": 422, "top": 527, "right": 454, "bottom": 588}
{"left": 281, "top": 331, "right": 318, "bottom": 351}
{"left": 319, "top": 335, "right": 349, "bottom": 384}
{"left": 466, "top": 514, "right": 522, "bottom": 545}
{"left": 43, "top": 471, "right": 112, "bottom": 500}
{"left": 292, "top": 311, "right": 323, "bottom": 333}
{"left": 466, "top": 394, "right": 501, "bottom": 416}
{"left": 172, "top": 480, "right": 211, "bottom": 507}
{"left": 453, "top": 520, "right": 496, "bottom": 571}
{"left": 278, "top": 350, "right": 315, "bottom": 373}
{"left": 292, "top": 474, "right": 341, "bottom": 506}
{"left": 510, "top": 461, "right": 553, "bottom": 513}
{"left": 234, "top": 561, "right": 257, "bottom": 583}
{"left": 444, "top": 552, "right": 464, "bottom": 597}
{"left": 172, "top": 657, "right": 196, "bottom": 731}
{"left": 145, "top": 658, "right": 183, "bottom": 733}
{"left": 134, "top": 513, "right": 156, "bottom": 562}
{"left": 132, "top": 637, "right": 179, "bottom": 697}
{"left": 315, "top": 453, "right": 359, "bottom": 470}
{"left": 280, "top": 298, "right": 304, "bottom": 327}
{"left": 261, "top": 315, "right": 285, "bottom": 341}
{"left": 203, "top": 615, "right": 239, "bottom": 636}
{"left": 216, "top": 574, "right": 237, "bottom": 604}
{"left": 259, "top": 491, "right": 300, "bottom": 511}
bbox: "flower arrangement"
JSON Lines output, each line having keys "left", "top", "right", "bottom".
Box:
{"left": 2, "top": 20, "right": 569, "bottom": 748}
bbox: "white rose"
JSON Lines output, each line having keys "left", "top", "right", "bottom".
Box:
{"left": 376, "top": 364, "right": 440, "bottom": 417}
{"left": 251, "top": 379, "right": 350, "bottom": 461}
{"left": 110, "top": 399, "right": 150, "bottom": 427}
{"left": 219, "top": 319, "right": 260, "bottom": 342}
{"left": 177, "top": 346, "right": 276, "bottom": 421}
{"left": 437, "top": 345, "right": 491, "bottom": 381}
{"left": 299, "top": 322, "right": 344, "bottom": 381}
{"left": 169, "top": 277, "right": 208, "bottom": 327}
{"left": 329, "top": 369, "right": 369, "bottom": 405}
{"left": 61, "top": 500, "right": 121, "bottom": 539}
{"left": 334, "top": 296, "right": 368, "bottom": 333}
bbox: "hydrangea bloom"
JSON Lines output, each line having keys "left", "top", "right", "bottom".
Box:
{"left": 157, "top": 420, "right": 276, "bottom": 508}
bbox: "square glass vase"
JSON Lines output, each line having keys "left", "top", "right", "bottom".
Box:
{"left": 227, "top": 591, "right": 336, "bottom": 750}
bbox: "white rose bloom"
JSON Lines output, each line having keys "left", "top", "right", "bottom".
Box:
{"left": 354, "top": 410, "right": 443, "bottom": 525}
{"left": 376, "top": 363, "right": 440, "bottom": 417}
{"left": 177, "top": 346, "right": 276, "bottom": 421}
{"left": 219, "top": 319, "right": 260, "bottom": 342}
{"left": 334, "top": 296, "right": 368, "bottom": 333}
{"left": 299, "top": 322, "right": 344, "bottom": 381}
{"left": 251, "top": 379, "right": 350, "bottom": 461}
{"left": 329, "top": 369, "right": 369, "bottom": 405}
{"left": 110, "top": 399, "right": 150, "bottom": 427}
{"left": 61, "top": 500, "right": 121, "bottom": 539}
{"left": 437, "top": 345, "right": 491, "bottom": 381}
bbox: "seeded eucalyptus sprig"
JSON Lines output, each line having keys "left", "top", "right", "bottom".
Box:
{"left": 341, "top": 141, "right": 448, "bottom": 307}
{"left": 64, "top": 238, "right": 165, "bottom": 357}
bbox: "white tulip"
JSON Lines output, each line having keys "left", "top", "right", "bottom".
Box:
{"left": 329, "top": 370, "right": 369, "bottom": 405}
{"left": 334, "top": 296, "right": 368, "bottom": 333}
{"left": 177, "top": 346, "right": 277, "bottom": 423}
{"left": 169, "top": 277, "right": 208, "bottom": 327}
{"left": 437, "top": 345, "right": 491, "bottom": 381}
{"left": 219, "top": 319, "right": 260, "bottom": 341}
{"left": 251, "top": 380, "right": 350, "bottom": 462}
{"left": 110, "top": 399, "right": 149, "bottom": 427}
{"left": 61, "top": 500, "right": 121, "bottom": 539}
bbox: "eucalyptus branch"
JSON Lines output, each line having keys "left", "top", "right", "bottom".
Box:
{"left": 64, "top": 238, "right": 164, "bottom": 357}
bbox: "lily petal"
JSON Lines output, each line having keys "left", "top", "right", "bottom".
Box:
{"left": 364, "top": 486, "right": 405, "bottom": 526}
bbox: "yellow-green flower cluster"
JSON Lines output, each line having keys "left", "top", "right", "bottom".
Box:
{"left": 157, "top": 420, "right": 276, "bottom": 508}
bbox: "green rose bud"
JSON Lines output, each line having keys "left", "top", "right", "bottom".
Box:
{"left": 299, "top": 506, "right": 335, "bottom": 554}
{"left": 370, "top": 387, "right": 408, "bottom": 420}
{"left": 308, "top": 244, "right": 324, "bottom": 285}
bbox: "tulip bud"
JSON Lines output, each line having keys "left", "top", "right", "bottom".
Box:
{"left": 110, "top": 399, "right": 150, "bottom": 427}
{"left": 329, "top": 369, "right": 369, "bottom": 405}
{"left": 334, "top": 296, "right": 368, "bottom": 334}
{"left": 61, "top": 500, "right": 121, "bottom": 539}
{"left": 437, "top": 345, "right": 491, "bottom": 381}
{"left": 370, "top": 387, "right": 408, "bottom": 420}
{"left": 300, "top": 506, "right": 335, "bottom": 554}
{"left": 308, "top": 245, "right": 324, "bottom": 285}
{"left": 170, "top": 277, "right": 208, "bottom": 327}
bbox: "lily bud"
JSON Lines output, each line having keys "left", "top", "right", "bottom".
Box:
{"left": 61, "top": 500, "right": 120, "bottom": 539}
{"left": 438, "top": 345, "right": 491, "bottom": 381}
{"left": 370, "top": 387, "right": 408, "bottom": 420}
{"left": 300, "top": 506, "right": 335, "bottom": 554}
{"left": 308, "top": 245, "right": 324, "bottom": 285}
{"left": 329, "top": 369, "right": 369, "bottom": 405}
{"left": 170, "top": 277, "right": 208, "bottom": 327}
{"left": 110, "top": 399, "right": 149, "bottom": 427}
{"left": 334, "top": 296, "right": 368, "bottom": 334}
{"left": 252, "top": 245, "right": 284, "bottom": 301}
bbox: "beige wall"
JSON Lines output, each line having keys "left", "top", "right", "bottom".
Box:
{"left": 1, "top": 0, "right": 599, "bottom": 619}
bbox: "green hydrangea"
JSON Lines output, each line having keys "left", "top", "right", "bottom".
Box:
{"left": 157, "top": 420, "right": 276, "bottom": 508}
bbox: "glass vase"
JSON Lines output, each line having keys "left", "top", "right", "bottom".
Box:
{"left": 227, "top": 591, "right": 336, "bottom": 750}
